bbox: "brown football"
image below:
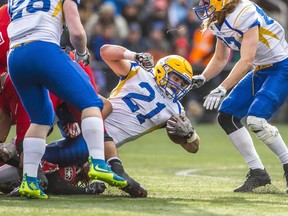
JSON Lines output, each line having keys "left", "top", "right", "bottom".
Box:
{"left": 166, "top": 116, "right": 187, "bottom": 145}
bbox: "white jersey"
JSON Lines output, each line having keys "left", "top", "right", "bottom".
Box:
{"left": 104, "top": 62, "right": 183, "bottom": 147}
{"left": 209, "top": 0, "right": 288, "bottom": 65}
{"left": 7, "top": 0, "right": 78, "bottom": 47}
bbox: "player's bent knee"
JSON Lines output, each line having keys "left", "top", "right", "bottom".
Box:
{"left": 247, "top": 116, "right": 279, "bottom": 145}
{"left": 217, "top": 112, "right": 243, "bottom": 135}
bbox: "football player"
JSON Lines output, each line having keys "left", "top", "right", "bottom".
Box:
{"left": 0, "top": 4, "right": 9, "bottom": 76}
{"left": 192, "top": 0, "right": 288, "bottom": 192}
{"left": 7, "top": 0, "right": 126, "bottom": 199}
{"left": 0, "top": 5, "right": 141, "bottom": 197}
{"left": 42, "top": 45, "right": 201, "bottom": 197}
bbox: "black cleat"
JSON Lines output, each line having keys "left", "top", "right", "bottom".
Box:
{"left": 120, "top": 173, "right": 147, "bottom": 198}
{"left": 283, "top": 163, "right": 288, "bottom": 193}
{"left": 111, "top": 162, "right": 147, "bottom": 198}
{"left": 234, "top": 168, "right": 271, "bottom": 192}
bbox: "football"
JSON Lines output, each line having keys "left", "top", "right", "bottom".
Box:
{"left": 166, "top": 116, "right": 187, "bottom": 145}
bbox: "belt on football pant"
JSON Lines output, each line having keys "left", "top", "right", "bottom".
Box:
{"left": 254, "top": 64, "right": 273, "bottom": 71}
{"left": 10, "top": 41, "right": 34, "bottom": 49}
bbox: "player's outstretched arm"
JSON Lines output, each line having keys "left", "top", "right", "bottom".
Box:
{"left": 166, "top": 114, "right": 200, "bottom": 153}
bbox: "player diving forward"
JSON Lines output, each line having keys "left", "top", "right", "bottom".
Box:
{"left": 43, "top": 45, "right": 200, "bottom": 197}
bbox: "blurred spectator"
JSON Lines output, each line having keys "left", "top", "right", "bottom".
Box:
{"left": 145, "top": 22, "right": 172, "bottom": 62}
{"left": 85, "top": 2, "right": 129, "bottom": 44}
{"left": 122, "top": 1, "right": 141, "bottom": 25}
{"left": 121, "top": 22, "right": 149, "bottom": 53}
{"left": 88, "top": 23, "right": 118, "bottom": 96}
{"left": 179, "top": 6, "right": 201, "bottom": 47}
{"left": 135, "top": 0, "right": 153, "bottom": 22}
{"left": 79, "top": 0, "right": 101, "bottom": 25}
{"left": 167, "top": 0, "right": 190, "bottom": 28}
{"left": 187, "top": 28, "right": 215, "bottom": 67}
{"left": 140, "top": 0, "right": 170, "bottom": 40}
{"left": 173, "top": 37, "right": 190, "bottom": 59}
{"left": 89, "top": 23, "right": 118, "bottom": 61}
{"left": 103, "top": 0, "right": 129, "bottom": 15}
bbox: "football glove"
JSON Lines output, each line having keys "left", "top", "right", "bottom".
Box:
{"left": 166, "top": 114, "right": 195, "bottom": 140}
{"left": 135, "top": 53, "right": 154, "bottom": 70}
{"left": 85, "top": 181, "right": 106, "bottom": 195}
{"left": 63, "top": 122, "right": 81, "bottom": 139}
{"left": 192, "top": 74, "right": 206, "bottom": 89}
{"left": 0, "top": 139, "right": 16, "bottom": 162}
{"left": 203, "top": 86, "right": 227, "bottom": 110}
{"left": 74, "top": 48, "right": 90, "bottom": 66}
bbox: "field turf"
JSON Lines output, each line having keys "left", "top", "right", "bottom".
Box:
{"left": 1, "top": 123, "right": 288, "bottom": 216}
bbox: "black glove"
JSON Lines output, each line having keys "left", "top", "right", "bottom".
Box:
{"left": 135, "top": 53, "right": 154, "bottom": 70}
{"left": 192, "top": 75, "right": 206, "bottom": 89}
{"left": 85, "top": 182, "right": 106, "bottom": 194}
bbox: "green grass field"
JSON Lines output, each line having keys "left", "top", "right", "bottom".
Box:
{"left": 1, "top": 123, "right": 288, "bottom": 216}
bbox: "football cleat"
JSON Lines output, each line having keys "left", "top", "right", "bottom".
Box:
{"left": 88, "top": 156, "right": 127, "bottom": 188}
{"left": 121, "top": 175, "right": 148, "bottom": 198}
{"left": 234, "top": 169, "right": 271, "bottom": 192}
{"left": 283, "top": 163, "right": 288, "bottom": 193}
{"left": 19, "top": 173, "right": 48, "bottom": 199}
{"left": 111, "top": 162, "right": 147, "bottom": 198}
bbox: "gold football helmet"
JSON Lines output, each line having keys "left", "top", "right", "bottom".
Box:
{"left": 193, "top": 0, "right": 232, "bottom": 20}
{"left": 154, "top": 55, "right": 193, "bottom": 102}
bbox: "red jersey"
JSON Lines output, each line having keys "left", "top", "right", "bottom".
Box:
{"left": 0, "top": 75, "right": 62, "bottom": 148}
{"left": 0, "top": 4, "right": 10, "bottom": 75}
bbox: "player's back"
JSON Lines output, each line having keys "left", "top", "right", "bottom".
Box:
{"left": 8, "top": 0, "right": 64, "bottom": 47}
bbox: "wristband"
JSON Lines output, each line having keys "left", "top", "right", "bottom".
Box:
{"left": 186, "top": 132, "right": 197, "bottom": 143}
{"left": 123, "top": 50, "right": 136, "bottom": 61}
{"left": 76, "top": 50, "right": 87, "bottom": 56}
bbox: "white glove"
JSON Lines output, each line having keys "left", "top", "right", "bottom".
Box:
{"left": 166, "top": 114, "right": 195, "bottom": 140}
{"left": 192, "top": 74, "right": 206, "bottom": 89}
{"left": 135, "top": 53, "right": 154, "bottom": 70}
{"left": 203, "top": 86, "right": 227, "bottom": 110}
{"left": 74, "top": 48, "right": 90, "bottom": 66}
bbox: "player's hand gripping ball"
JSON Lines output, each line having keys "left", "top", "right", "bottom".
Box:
{"left": 166, "top": 114, "right": 194, "bottom": 144}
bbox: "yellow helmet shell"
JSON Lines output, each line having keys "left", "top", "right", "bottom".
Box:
{"left": 210, "top": 0, "right": 232, "bottom": 12}
{"left": 154, "top": 55, "right": 193, "bottom": 86}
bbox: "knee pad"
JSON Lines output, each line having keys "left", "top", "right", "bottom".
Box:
{"left": 217, "top": 112, "right": 243, "bottom": 135}
{"left": 247, "top": 116, "right": 279, "bottom": 145}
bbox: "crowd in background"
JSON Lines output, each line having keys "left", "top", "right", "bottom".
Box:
{"left": 2, "top": 0, "right": 288, "bottom": 123}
